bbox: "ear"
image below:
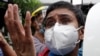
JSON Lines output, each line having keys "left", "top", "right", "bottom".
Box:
{"left": 79, "top": 28, "right": 84, "bottom": 40}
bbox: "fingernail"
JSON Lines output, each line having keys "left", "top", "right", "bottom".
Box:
{"left": 27, "top": 11, "right": 30, "bottom": 14}
{"left": 8, "top": 4, "right": 13, "bottom": 8}
{"left": 14, "top": 4, "right": 18, "bottom": 8}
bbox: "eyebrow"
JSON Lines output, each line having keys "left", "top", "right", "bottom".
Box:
{"left": 46, "top": 16, "right": 54, "bottom": 22}
{"left": 58, "top": 14, "right": 71, "bottom": 17}
{"left": 46, "top": 13, "right": 73, "bottom": 21}
{"left": 47, "top": 13, "right": 71, "bottom": 18}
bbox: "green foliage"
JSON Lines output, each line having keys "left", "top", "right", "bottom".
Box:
{"left": 0, "top": 0, "right": 42, "bottom": 44}
{"left": 0, "top": 2, "right": 6, "bottom": 8}
{"left": 13, "top": 0, "right": 42, "bottom": 18}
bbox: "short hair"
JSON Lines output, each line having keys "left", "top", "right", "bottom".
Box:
{"left": 43, "top": 1, "right": 85, "bottom": 27}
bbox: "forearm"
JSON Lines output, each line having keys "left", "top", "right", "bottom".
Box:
{"left": 1, "top": 42, "right": 17, "bottom": 56}
{"left": 0, "top": 32, "right": 17, "bottom": 56}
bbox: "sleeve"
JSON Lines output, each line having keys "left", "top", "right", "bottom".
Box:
{"left": 0, "top": 49, "right": 3, "bottom": 56}
{"left": 33, "top": 37, "right": 46, "bottom": 55}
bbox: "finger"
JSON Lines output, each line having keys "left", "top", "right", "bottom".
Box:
{"left": 24, "top": 11, "right": 32, "bottom": 38}
{"left": 13, "top": 4, "right": 25, "bottom": 36}
{"left": 8, "top": 4, "right": 14, "bottom": 20}
{"left": 4, "top": 9, "right": 8, "bottom": 20}
{"left": 13, "top": 4, "right": 19, "bottom": 21}
{"left": 4, "top": 4, "right": 19, "bottom": 45}
{"left": 0, "top": 32, "right": 7, "bottom": 46}
{"left": 4, "top": 10, "right": 8, "bottom": 24}
{"left": 4, "top": 4, "right": 16, "bottom": 35}
{"left": 0, "top": 32, "right": 4, "bottom": 45}
{"left": 4, "top": 4, "right": 13, "bottom": 24}
{"left": 0, "top": 32, "right": 3, "bottom": 39}
{"left": 0, "top": 32, "right": 6, "bottom": 42}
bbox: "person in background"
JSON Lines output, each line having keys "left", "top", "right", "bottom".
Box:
{"left": 31, "top": 6, "right": 46, "bottom": 43}
{"left": 31, "top": 6, "right": 47, "bottom": 55}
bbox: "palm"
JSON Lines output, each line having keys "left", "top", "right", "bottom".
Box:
{"left": 4, "top": 4, "right": 35, "bottom": 56}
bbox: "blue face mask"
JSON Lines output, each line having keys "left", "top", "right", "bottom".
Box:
{"left": 39, "top": 25, "right": 45, "bottom": 34}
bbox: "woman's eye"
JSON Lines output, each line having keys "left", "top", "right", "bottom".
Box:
{"left": 60, "top": 17, "right": 71, "bottom": 25}
{"left": 45, "top": 18, "right": 56, "bottom": 28}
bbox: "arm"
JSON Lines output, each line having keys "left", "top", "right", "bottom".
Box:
{"left": 33, "top": 37, "right": 46, "bottom": 55}
{"left": 0, "top": 32, "right": 17, "bottom": 56}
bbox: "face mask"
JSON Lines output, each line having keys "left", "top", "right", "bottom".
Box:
{"left": 39, "top": 24, "right": 45, "bottom": 34}
{"left": 44, "top": 23, "right": 82, "bottom": 55}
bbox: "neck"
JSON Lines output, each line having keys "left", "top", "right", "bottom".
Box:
{"left": 65, "top": 44, "right": 79, "bottom": 56}
{"left": 34, "top": 31, "right": 44, "bottom": 43}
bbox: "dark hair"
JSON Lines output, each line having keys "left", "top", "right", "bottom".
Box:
{"left": 43, "top": 1, "right": 85, "bottom": 27}
{"left": 0, "top": 8, "right": 6, "bottom": 29}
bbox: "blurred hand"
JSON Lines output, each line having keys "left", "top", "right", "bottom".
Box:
{"left": 0, "top": 32, "right": 17, "bottom": 56}
{"left": 4, "top": 4, "right": 35, "bottom": 56}
{"left": 0, "top": 32, "right": 7, "bottom": 47}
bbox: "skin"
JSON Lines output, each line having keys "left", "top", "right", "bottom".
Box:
{"left": 31, "top": 14, "right": 44, "bottom": 43}
{"left": 4, "top": 4, "right": 35, "bottom": 56}
{"left": 31, "top": 14, "right": 43, "bottom": 31}
{"left": 36, "top": 15, "right": 44, "bottom": 25}
{"left": 2, "top": 3, "right": 83, "bottom": 56}
{"left": 45, "top": 8, "right": 83, "bottom": 56}
{"left": 0, "top": 32, "right": 17, "bottom": 56}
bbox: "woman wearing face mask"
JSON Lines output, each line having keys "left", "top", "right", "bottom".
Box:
{"left": 38, "top": 1, "right": 85, "bottom": 56}
{"left": 3, "top": 1, "right": 85, "bottom": 56}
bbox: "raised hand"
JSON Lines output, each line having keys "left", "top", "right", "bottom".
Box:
{"left": 4, "top": 4, "right": 35, "bottom": 56}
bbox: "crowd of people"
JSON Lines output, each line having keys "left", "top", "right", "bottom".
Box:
{"left": 0, "top": 1, "right": 95, "bottom": 56}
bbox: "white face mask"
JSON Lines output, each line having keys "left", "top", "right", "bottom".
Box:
{"left": 44, "top": 23, "right": 81, "bottom": 55}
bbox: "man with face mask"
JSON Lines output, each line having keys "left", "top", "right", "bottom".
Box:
{"left": 38, "top": 1, "right": 85, "bottom": 56}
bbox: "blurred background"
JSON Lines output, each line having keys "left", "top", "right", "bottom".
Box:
{"left": 0, "top": 0, "right": 98, "bottom": 44}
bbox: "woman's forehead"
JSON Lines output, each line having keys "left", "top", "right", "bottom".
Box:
{"left": 46, "top": 8, "right": 75, "bottom": 18}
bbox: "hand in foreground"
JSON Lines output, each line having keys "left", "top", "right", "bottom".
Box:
{"left": 4, "top": 4, "right": 35, "bottom": 56}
